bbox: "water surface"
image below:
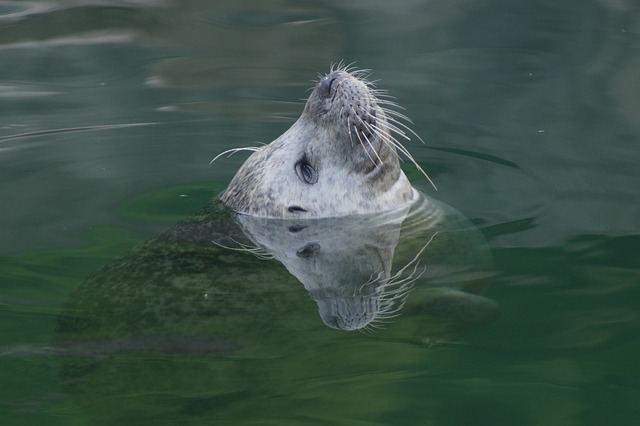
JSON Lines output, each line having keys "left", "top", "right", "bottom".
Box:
{"left": 1, "top": 0, "right": 639, "bottom": 425}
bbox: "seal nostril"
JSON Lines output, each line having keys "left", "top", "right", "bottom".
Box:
{"left": 318, "top": 74, "right": 338, "bottom": 98}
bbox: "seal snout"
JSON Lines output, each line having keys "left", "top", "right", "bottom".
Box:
{"left": 315, "top": 71, "right": 380, "bottom": 134}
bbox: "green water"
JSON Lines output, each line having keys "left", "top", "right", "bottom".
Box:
{"left": 1, "top": 1, "right": 639, "bottom": 425}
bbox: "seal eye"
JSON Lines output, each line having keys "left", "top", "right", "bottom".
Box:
{"left": 294, "top": 157, "right": 318, "bottom": 184}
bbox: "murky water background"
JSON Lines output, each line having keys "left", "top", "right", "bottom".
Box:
{"left": 1, "top": 0, "right": 639, "bottom": 424}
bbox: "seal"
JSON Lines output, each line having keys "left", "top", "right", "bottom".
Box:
{"left": 218, "top": 65, "right": 434, "bottom": 218}
{"left": 46, "top": 65, "right": 495, "bottom": 422}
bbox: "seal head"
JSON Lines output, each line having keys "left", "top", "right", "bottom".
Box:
{"left": 220, "top": 67, "right": 418, "bottom": 218}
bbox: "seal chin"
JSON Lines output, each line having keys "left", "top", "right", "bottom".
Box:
{"left": 219, "top": 65, "right": 422, "bottom": 219}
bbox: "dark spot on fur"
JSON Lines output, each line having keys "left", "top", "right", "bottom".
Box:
{"left": 296, "top": 242, "right": 320, "bottom": 258}
{"left": 288, "top": 206, "right": 307, "bottom": 213}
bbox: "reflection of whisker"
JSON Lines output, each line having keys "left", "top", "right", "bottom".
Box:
{"left": 364, "top": 233, "right": 439, "bottom": 331}
{"left": 386, "top": 232, "right": 438, "bottom": 284}
{"left": 360, "top": 321, "right": 386, "bottom": 334}
{"left": 365, "top": 324, "right": 385, "bottom": 332}
{"left": 357, "top": 269, "right": 386, "bottom": 295}
{"left": 210, "top": 238, "right": 273, "bottom": 260}
{"left": 358, "top": 324, "right": 378, "bottom": 335}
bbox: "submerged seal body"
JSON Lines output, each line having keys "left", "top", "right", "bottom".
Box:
{"left": 220, "top": 66, "right": 426, "bottom": 218}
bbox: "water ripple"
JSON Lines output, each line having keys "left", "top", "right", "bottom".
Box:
{"left": 0, "top": 122, "right": 159, "bottom": 143}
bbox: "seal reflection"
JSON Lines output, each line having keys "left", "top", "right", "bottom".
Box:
{"left": 232, "top": 190, "right": 497, "bottom": 333}
{"left": 56, "top": 190, "right": 496, "bottom": 361}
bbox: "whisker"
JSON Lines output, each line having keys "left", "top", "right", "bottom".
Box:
{"left": 380, "top": 108, "right": 414, "bottom": 125}
{"left": 370, "top": 90, "right": 395, "bottom": 99}
{"left": 367, "top": 121, "right": 437, "bottom": 190}
{"left": 384, "top": 113, "right": 425, "bottom": 144}
{"left": 333, "top": 60, "right": 358, "bottom": 74}
{"left": 357, "top": 126, "right": 383, "bottom": 166}
{"left": 377, "top": 118, "right": 412, "bottom": 141}
{"left": 209, "top": 146, "right": 262, "bottom": 164}
{"left": 355, "top": 125, "right": 379, "bottom": 167}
